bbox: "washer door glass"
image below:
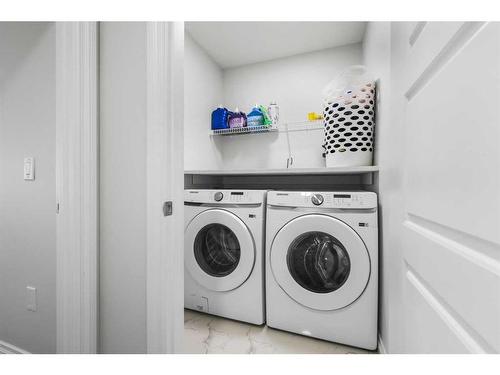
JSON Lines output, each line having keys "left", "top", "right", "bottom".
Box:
{"left": 185, "top": 209, "right": 255, "bottom": 292}
{"left": 287, "top": 231, "right": 350, "bottom": 293}
{"left": 194, "top": 224, "right": 241, "bottom": 277}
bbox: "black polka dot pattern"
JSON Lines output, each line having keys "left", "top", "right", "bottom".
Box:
{"left": 322, "top": 82, "right": 375, "bottom": 157}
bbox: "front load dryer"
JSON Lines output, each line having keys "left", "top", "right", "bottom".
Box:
{"left": 266, "top": 191, "right": 378, "bottom": 349}
{"left": 184, "top": 189, "right": 266, "bottom": 325}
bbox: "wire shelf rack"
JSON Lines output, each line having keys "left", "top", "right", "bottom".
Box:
{"left": 209, "top": 120, "right": 324, "bottom": 136}
{"left": 210, "top": 125, "right": 278, "bottom": 136}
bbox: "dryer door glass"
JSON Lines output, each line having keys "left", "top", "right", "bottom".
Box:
{"left": 287, "top": 231, "right": 350, "bottom": 293}
{"left": 194, "top": 224, "right": 241, "bottom": 277}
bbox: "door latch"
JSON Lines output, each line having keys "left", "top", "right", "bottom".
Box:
{"left": 163, "top": 201, "right": 173, "bottom": 216}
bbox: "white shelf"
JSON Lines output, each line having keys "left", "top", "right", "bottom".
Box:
{"left": 209, "top": 120, "right": 324, "bottom": 136}
{"left": 211, "top": 125, "right": 278, "bottom": 136}
{"left": 185, "top": 166, "right": 378, "bottom": 176}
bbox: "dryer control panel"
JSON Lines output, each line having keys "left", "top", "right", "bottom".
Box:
{"left": 185, "top": 189, "right": 266, "bottom": 205}
{"left": 267, "top": 191, "right": 377, "bottom": 209}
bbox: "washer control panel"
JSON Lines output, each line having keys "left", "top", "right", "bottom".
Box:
{"left": 268, "top": 191, "right": 377, "bottom": 209}
{"left": 185, "top": 189, "right": 266, "bottom": 205}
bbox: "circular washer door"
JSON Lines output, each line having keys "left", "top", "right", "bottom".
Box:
{"left": 270, "top": 214, "right": 370, "bottom": 311}
{"left": 185, "top": 209, "right": 255, "bottom": 292}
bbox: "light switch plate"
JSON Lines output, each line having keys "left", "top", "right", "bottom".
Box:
{"left": 24, "top": 157, "right": 35, "bottom": 180}
{"left": 26, "top": 286, "right": 37, "bottom": 312}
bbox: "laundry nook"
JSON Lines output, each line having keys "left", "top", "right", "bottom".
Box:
{"left": 182, "top": 21, "right": 499, "bottom": 355}
{"left": 0, "top": 16, "right": 498, "bottom": 365}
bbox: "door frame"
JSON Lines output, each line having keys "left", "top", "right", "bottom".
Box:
{"left": 55, "top": 22, "right": 99, "bottom": 354}
{"left": 55, "top": 21, "right": 184, "bottom": 354}
{"left": 145, "top": 22, "right": 184, "bottom": 354}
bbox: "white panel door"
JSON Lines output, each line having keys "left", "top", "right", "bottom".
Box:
{"left": 392, "top": 22, "right": 500, "bottom": 353}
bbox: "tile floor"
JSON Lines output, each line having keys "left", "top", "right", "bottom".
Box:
{"left": 183, "top": 309, "right": 373, "bottom": 354}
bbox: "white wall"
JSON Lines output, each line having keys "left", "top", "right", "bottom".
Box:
{"left": 184, "top": 34, "right": 224, "bottom": 170}
{"left": 99, "top": 22, "right": 148, "bottom": 354}
{"left": 222, "top": 44, "right": 362, "bottom": 170}
{"left": 0, "top": 22, "right": 56, "bottom": 354}
{"left": 184, "top": 39, "right": 363, "bottom": 171}
{"left": 362, "top": 22, "right": 406, "bottom": 353}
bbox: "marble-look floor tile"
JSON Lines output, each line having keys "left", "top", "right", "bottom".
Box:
{"left": 183, "top": 309, "right": 373, "bottom": 354}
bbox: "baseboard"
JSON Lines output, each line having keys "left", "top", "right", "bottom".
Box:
{"left": 0, "top": 340, "right": 30, "bottom": 354}
{"left": 377, "top": 334, "right": 387, "bottom": 354}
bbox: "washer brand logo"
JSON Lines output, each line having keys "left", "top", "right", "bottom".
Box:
{"left": 358, "top": 223, "right": 369, "bottom": 227}
{"left": 249, "top": 214, "right": 256, "bottom": 218}
{"left": 189, "top": 191, "right": 199, "bottom": 194}
{"left": 276, "top": 193, "right": 289, "bottom": 196}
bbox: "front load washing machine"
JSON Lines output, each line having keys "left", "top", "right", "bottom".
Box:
{"left": 184, "top": 189, "right": 266, "bottom": 325}
{"left": 266, "top": 191, "right": 378, "bottom": 349}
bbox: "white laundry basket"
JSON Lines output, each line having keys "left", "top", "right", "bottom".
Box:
{"left": 322, "top": 66, "right": 376, "bottom": 167}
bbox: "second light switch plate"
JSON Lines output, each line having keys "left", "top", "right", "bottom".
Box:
{"left": 26, "top": 286, "right": 37, "bottom": 312}
{"left": 24, "top": 157, "right": 35, "bottom": 180}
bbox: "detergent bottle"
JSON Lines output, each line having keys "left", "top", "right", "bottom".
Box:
{"left": 247, "top": 105, "right": 264, "bottom": 127}
{"left": 228, "top": 108, "right": 247, "bottom": 128}
{"left": 211, "top": 105, "right": 229, "bottom": 130}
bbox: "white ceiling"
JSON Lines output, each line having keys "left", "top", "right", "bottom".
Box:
{"left": 185, "top": 22, "right": 367, "bottom": 69}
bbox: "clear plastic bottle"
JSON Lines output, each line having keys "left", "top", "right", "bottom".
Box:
{"left": 267, "top": 101, "right": 279, "bottom": 127}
